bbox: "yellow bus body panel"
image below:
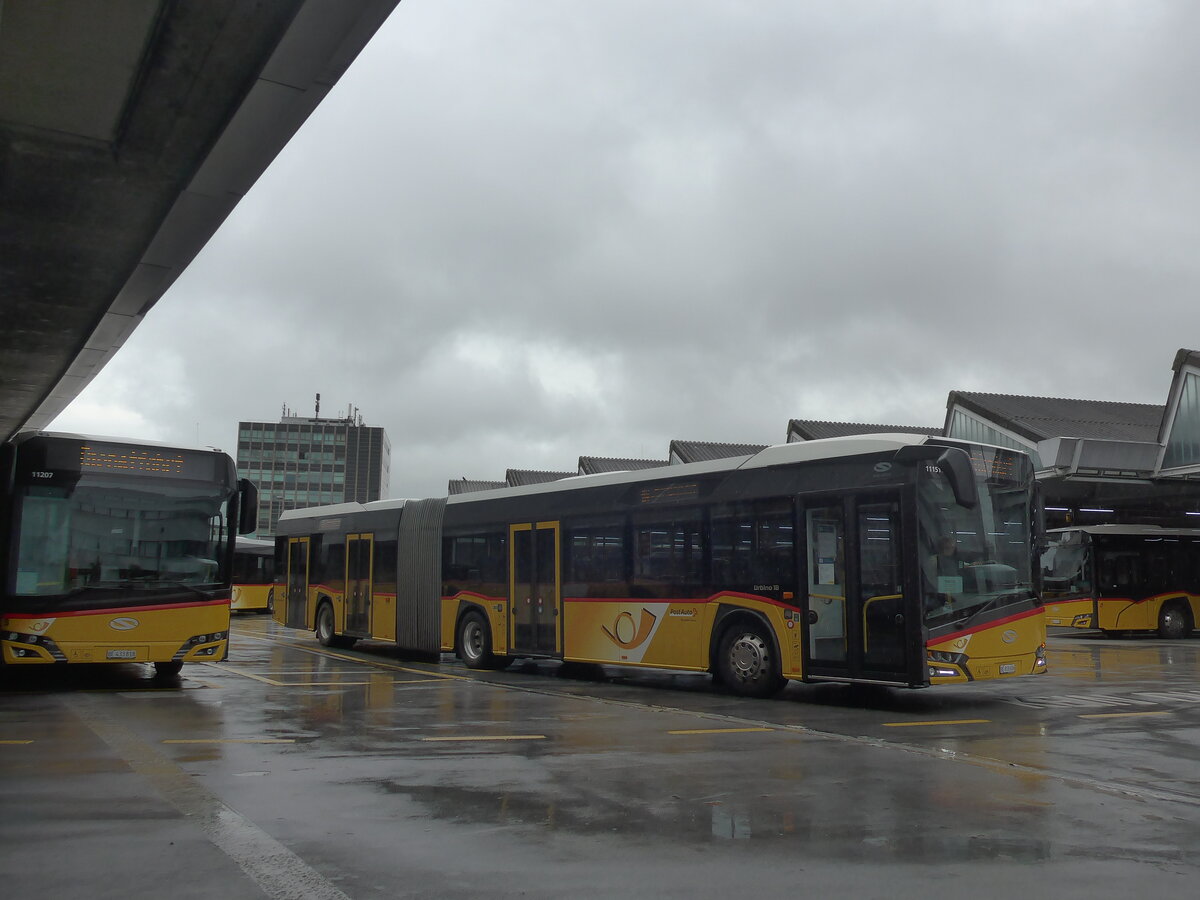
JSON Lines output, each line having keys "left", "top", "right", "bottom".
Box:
{"left": 1043, "top": 598, "right": 1095, "bottom": 629}
{"left": 562, "top": 594, "right": 802, "bottom": 677}
{"left": 231, "top": 583, "right": 272, "bottom": 613}
{"left": 1, "top": 600, "right": 230, "bottom": 665}
{"left": 927, "top": 608, "right": 1046, "bottom": 685}
{"left": 1098, "top": 592, "right": 1200, "bottom": 633}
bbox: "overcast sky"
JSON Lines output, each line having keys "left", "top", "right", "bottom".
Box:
{"left": 51, "top": 1, "right": 1200, "bottom": 498}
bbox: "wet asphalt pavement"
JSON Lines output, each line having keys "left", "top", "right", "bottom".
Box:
{"left": 4, "top": 617, "right": 1200, "bottom": 898}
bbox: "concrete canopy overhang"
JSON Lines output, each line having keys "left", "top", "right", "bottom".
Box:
{"left": 0, "top": 0, "right": 399, "bottom": 442}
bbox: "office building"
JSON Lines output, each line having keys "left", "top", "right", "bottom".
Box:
{"left": 236, "top": 407, "right": 390, "bottom": 537}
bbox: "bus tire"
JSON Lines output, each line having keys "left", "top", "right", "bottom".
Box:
{"left": 1157, "top": 602, "right": 1193, "bottom": 640}
{"left": 315, "top": 601, "right": 356, "bottom": 649}
{"left": 154, "top": 660, "right": 183, "bottom": 678}
{"left": 458, "top": 611, "right": 507, "bottom": 670}
{"left": 715, "top": 619, "right": 784, "bottom": 698}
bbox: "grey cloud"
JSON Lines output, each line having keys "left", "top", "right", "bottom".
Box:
{"left": 52, "top": 1, "right": 1200, "bottom": 498}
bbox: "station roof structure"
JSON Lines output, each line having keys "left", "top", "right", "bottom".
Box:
{"left": 448, "top": 478, "right": 506, "bottom": 496}
{"left": 0, "top": 0, "right": 400, "bottom": 442}
{"left": 669, "top": 440, "right": 768, "bottom": 464}
{"left": 505, "top": 469, "right": 575, "bottom": 487}
{"left": 946, "top": 393, "right": 1164, "bottom": 445}
{"left": 578, "top": 456, "right": 667, "bottom": 475}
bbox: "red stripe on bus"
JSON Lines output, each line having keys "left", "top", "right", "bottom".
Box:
{"left": 3, "top": 597, "right": 230, "bottom": 619}
{"left": 563, "top": 591, "right": 790, "bottom": 608}
{"left": 926, "top": 606, "right": 1043, "bottom": 644}
{"left": 445, "top": 591, "right": 506, "bottom": 604}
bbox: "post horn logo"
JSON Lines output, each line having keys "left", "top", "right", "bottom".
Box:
{"left": 602, "top": 609, "right": 657, "bottom": 649}
{"left": 109, "top": 617, "right": 140, "bottom": 631}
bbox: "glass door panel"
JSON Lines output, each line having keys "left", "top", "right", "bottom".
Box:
{"left": 806, "top": 506, "right": 846, "bottom": 664}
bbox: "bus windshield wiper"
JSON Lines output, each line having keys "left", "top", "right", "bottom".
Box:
{"left": 153, "top": 581, "right": 216, "bottom": 599}
{"left": 956, "top": 590, "right": 1030, "bottom": 628}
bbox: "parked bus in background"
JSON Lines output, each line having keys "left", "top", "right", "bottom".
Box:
{"left": 1, "top": 432, "right": 257, "bottom": 677}
{"left": 273, "top": 435, "right": 1045, "bottom": 695}
{"left": 232, "top": 536, "right": 276, "bottom": 613}
{"left": 1042, "top": 525, "right": 1200, "bottom": 638}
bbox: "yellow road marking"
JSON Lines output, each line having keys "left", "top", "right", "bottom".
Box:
{"left": 1078, "top": 711, "right": 1170, "bottom": 719}
{"left": 0, "top": 740, "right": 34, "bottom": 744}
{"left": 419, "top": 735, "right": 545, "bottom": 742}
{"left": 668, "top": 727, "right": 774, "bottom": 735}
{"left": 883, "top": 719, "right": 990, "bottom": 728}
{"left": 228, "top": 636, "right": 471, "bottom": 682}
{"left": 208, "top": 665, "right": 376, "bottom": 687}
{"left": 163, "top": 739, "right": 296, "bottom": 744}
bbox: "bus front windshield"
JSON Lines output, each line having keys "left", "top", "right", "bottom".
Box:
{"left": 11, "top": 474, "right": 233, "bottom": 599}
{"left": 1040, "top": 532, "right": 1092, "bottom": 598}
{"left": 919, "top": 447, "right": 1035, "bottom": 628}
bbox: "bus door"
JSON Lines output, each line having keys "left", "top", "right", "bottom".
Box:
{"left": 802, "top": 492, "right": 915, "bottom": 684}
{"left": 286, "top": 538, "right": 310, "bottom": 629}
{"left": 345, "top": 533, "right": 373, "bottom": 635}
{"left": 509, "top": 522, "right": 561, "bottom": 655}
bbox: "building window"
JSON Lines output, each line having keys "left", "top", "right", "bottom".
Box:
{"left": 1164, "top": 372, "right": 1200, "bottom": 470}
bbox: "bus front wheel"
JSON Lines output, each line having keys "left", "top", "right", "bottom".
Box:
{"left": 458, "top": 611, "right": 507, "bottom": 670}
{"left": 154, "top": 660, "right": 183, "bottom": 678}
{"left": 1158, "top": 602, "right": 1194, "bottom": 640}
{"left": 716, "top": 620, "right": 784, "bottom": 698}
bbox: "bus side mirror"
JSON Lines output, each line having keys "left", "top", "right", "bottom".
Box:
{"left": 935, "top": 448, "right": 978, "bottom": 509}
{"left": 895, "top": 444, "right": 978, "bottom": 509}
{"left": 237, "top": 478, "right": 259, "bottom": 534}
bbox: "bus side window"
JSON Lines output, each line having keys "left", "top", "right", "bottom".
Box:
{"left": 1100, "top": 551, "right": 1139, "bottom": 593}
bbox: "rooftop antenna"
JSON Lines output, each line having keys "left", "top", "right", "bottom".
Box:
{"left": 315, "top": 392, "right": 321, "bottom": 417}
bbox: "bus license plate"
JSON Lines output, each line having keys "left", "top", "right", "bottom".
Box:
{"left": 999, "top": 663, "right": 1017, "bottom": 674}
{"left": 106, "top": 649, "right": 137, "bottom": 660}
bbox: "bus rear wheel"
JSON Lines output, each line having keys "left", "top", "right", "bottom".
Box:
{"left": 1158, "top": 602, "right": 1194, "bottom": 640}
{"left": 716, "top": 620, "right": 784, "bottom": 698}
{"left": 458, "top": 611, "right": 507, "bottom": 670}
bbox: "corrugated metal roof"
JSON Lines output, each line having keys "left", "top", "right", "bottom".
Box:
{"left": 950, "top": 392, "right": 1165, "bottom": 443}
{"left": 669, "top": 440, "right": 768, "bottom": 463}
{"left": 448, "top": 479, "right": 506, "bottom": 495}
{"left": 787, "top": 420, "right": 939, "bottom": 441}
{"left": 578, "top": 456, "right": 667, "bottom": 475}
{"left": 506, "top": 469, "right": 574, "bottom": 486}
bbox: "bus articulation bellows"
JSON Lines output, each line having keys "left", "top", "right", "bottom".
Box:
{"left": 274, "top": 435, "right": 1047, "bottom": 695}
{"left": 1, "top": 432, "right": 257, "bottom": 676}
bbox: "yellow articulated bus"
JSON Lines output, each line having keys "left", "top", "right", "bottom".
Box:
{"left": 274, "top": 435, "right": 1046, "bottom": 696}
{"left": 1, "top": 432, "right": 257, "bottom": 677}
{"left": 1042, "top": 525, "right": 1200, "bottom": 638}
{"left": 232, "top": 536, "right": 276, "bottom": 613}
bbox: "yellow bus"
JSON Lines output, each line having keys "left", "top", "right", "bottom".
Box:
{"left": 274, "top": 435, "right": 1046, "bottom": 695}
{"left": 1, "top": 432, "right": 257, "bottom": 677}
{"left": 232, "top": 537, "right": 276, "bottom": 613}
{"left": 1042, "top": 525, "right": 1200, "bottom": 638}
